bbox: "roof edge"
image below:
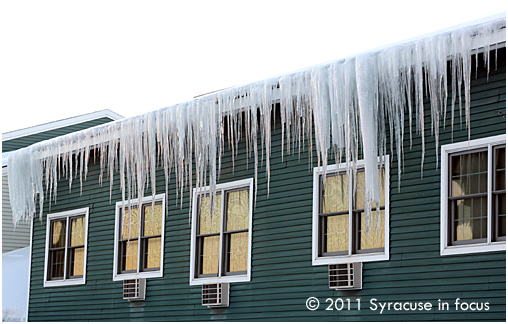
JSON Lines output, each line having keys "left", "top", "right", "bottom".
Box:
{"left": 2, "top": 109, "right": 124, "bottom": 141}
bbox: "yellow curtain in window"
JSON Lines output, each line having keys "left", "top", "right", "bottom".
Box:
{"left": 146, "top": 237, "right": 161, "bottom": 269}
{"left": 326, "top": 214, "right": 349, "bottom": 253}
{"left": 356, "top": 170, "right": 385, "bottom": 209}
{"left": 51, "top": 221, "right": 66, "bottom": 248}
{"left": 72, "top": 247, "right": 84, "bottom": 276}
{"left": 226, "top": 190, "right": 249, "bottom": 231}
{"left": 229, "top": 232, "right": 248, "bottom": 272}
{"left": 70, "top": 217, "right": 85, "bottom": 247}
{"left": 201, "top": 236, "right": 220, "bottom": 274}
{"left": 322, "top": 174, "right": 349, "bottom": 214}
{"left": 359, "top": 210, "right": 385, "bottom": 250}
{"left": 199, "top": 195, "right": 222, "bottom": 235}
{"left": 122, "top": 207, "right": 140, "bottom": 239}
{"left": 144, "top": 204, "right": 162, "bottom": 236}
{"left": 124, "top": 241, "right": 138, "bottom": 271}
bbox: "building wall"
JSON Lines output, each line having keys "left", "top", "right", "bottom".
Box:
{"left": 2, "top": 173, "right": 31, "bottom": 253}
{"left": 28, "top": 60, "right": 506, "bottom": 321}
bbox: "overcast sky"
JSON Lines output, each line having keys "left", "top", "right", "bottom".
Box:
{"left": 0, "top": 1, "right": 506, "bottom": 134}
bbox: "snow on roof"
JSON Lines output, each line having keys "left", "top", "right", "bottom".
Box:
{"left": 6, "top": 15, "right": 507, "bottom": 228}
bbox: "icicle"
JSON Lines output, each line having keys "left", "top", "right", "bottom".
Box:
{"left": 356, "top": 53, "right": 381, "bottom": 228}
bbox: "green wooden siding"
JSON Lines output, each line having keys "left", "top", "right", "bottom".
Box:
{"left": 2, "top": 117, "right": 116, "bottom": 152}
{"left": 28, "top": 59, "right": 505, "bottom": 321}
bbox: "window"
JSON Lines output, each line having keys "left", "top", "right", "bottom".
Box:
{"left": 312, "top": 158, "right": 390, "bottom": 266}
{"left": 113, "top": 194, "right": 165, "bottom": 281}
{"left": 44, "top": 208, "right": 89, "bottom": 287}
{"left": 190, "top": 178, "right": 253, "bottom": 285}
{"left": 441, "top": 134, "right": 506, "bottom": 255}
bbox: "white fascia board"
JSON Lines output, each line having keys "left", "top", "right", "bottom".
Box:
{"left": 2, "top": 109, "right": 124, "bottom": 141}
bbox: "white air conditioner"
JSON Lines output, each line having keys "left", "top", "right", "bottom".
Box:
{"left": 123, "top": 278, "right": 146, "bottom": 301}
{"left": 202, "top": 283, "right": 229, "bottom": 307}
{"left": 328, "top": 263, "right": 362, "bottom": 290}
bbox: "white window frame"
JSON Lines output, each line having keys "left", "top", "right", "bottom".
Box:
{"left": 44, "top": 207, "right": 89, "bottom": 287}
{"left": 312, "top": 157, "right": 390, "bottom": 266}
{"left": 113, "top": 194, "right": 166, "bottom": 281}
{"left": 189, "top": 178, "right": 254, "bottom": 286}
{"left": 440, "top": 134, "right": 506, "bottom": 256}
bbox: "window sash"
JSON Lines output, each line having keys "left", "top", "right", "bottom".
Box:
{"left": 224, "top": 230, "right": 249, "bottom": 275}
{"left": 318, "top": 168, "right": 386, "bottom": 257}
{"left": 447, "top": 145, "right": 505, "bottom": 246}
{"left": 118, "top": 202, "right": 163, "bottom": 274}
{"left": 48, "top": 215, "right": 85, "bottom": 281}
{"left": 440, "top": 135, "right": 506, "bottom": 256}
{"left": 493, "top": 145, "right": 506, "bottom": 242}
{"left": 194, "top": 186, "right": 250, "bottom": 279}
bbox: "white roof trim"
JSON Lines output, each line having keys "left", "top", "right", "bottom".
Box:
{"left": 2, "top": 109, "right": 124, "bottom": 141}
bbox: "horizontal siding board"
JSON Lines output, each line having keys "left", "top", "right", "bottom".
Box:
{"left": 2, "top": 174, "right": 31, "bottom": 252}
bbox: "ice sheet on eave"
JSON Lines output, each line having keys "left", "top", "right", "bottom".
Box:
{"left": 7, "top": 14, "right": 506, "bottom": 229}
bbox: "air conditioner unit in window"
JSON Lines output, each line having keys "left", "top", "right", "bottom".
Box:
{"left": 202, "top": 283, "right": 229, "bottom": 307}
{"left": 329, "top": 263, "right": 362, "bottom": 290}
{"left": 123, "top": 278, "right": 146, "bottom": 301}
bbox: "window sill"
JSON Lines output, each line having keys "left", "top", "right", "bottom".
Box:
{"left": 113, "top": 270, "right": 163, "bottom": 282}
{"left": 312, "top": 251, "right": 389, "bottom": 266}
{"left": 190, "top": 274, "right": 250, "bottom": 286}
{"left": 44, "top": 278, "right": 85, "bottom": 287}
{"left": 441, "top": 242, "right": 506, "bottom": 256}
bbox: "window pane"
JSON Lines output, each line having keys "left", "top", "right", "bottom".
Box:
{"left": 122, "top": 240, "right": 138, "bottom": 271}
{"left": 497, "top": 193, "right": 506, "bottom": 237}
{"left": 226, "top": 190, "right": 249, "bottom": 231}
{"left": 356, "top": 169, "right": 385, "bottom": 209}
{"left": 201, "top": 236, "right": 220, "bottom": 275}
{"left": 144, "top": 204, "right": 163, "bottom": 236}
{"left": 69, "top": 247, "right": 84, "bottom": 277}
{"left": 228, "top": 232, "right": 248, "bottom": 272}
{"left": 199, "top": 195, "right": 222, "bottom": 235}
{"left": 50, "top": 249, "right": 65, "bottom": 279}
{"left": 495, "top": 147, "right": 505, "bottom": 191}
{"left": 122, "top": 207, "right": 140, "bottom": 239}
{"left": 51, "top": 220, "right": 66, "bottom": 248}
{"left": 144, "top": 237, "right": 161, "bottom": 269}
{"left": 358, "top": 210, "right": 385, "bottom": 250}
{"left": 322, "top": 173, "right": 349, "bottom": 213}
{"left": 451, "top": 151, "right": 488, "bottom": 197}
{"left": 70, "top": 217, "right": 85, "bottom": 247}
{"left": 452, "top": 197, "right": 488, "bottom": 241}
{"left": 325, "top": 214, "right": 349, "bottom": 253}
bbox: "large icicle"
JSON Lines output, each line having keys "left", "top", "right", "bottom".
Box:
{"left": 7, "top": 16, "right": 506, "bottom": 231}
{"left": 356, "top": 53, "right": 381, "bottom": 228}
